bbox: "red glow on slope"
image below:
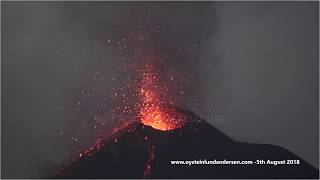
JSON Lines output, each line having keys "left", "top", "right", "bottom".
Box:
{"left": 144, "top": 144, "right": 156, "bottom": 178}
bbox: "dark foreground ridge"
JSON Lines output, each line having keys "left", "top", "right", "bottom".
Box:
{"left": 57, "top": 109, "right": 319, "bottom": 179}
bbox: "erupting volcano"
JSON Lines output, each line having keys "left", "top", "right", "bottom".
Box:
{"left": 57, "top": 60, "right": 318, "bottom": 178}
{"left": 55, "top": 18, "right": 318, "bottom": 179}
{"left": 56, "top": 57, "right": 318, "bottom": 178}
{"left": 138, "top": 64, "right": 184, "bottom": 131}
{"left": 57, "top": 108, "right": 318, "bottom": 179}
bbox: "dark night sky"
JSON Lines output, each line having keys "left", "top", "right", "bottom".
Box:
{"left": 2, "top": 1, "right": 319, "bottom": 178}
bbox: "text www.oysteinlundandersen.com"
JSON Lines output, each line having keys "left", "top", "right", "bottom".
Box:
{"left": 171, "top": 159, "right": 253, "bottom": 166}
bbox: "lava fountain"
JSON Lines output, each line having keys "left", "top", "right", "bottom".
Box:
{"left": 138, "top": 63, "right": 184, "bottom": 131}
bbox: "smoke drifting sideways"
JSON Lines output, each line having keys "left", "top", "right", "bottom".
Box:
{"left": 2, "top": 2, "right": 220, "bottom": 178}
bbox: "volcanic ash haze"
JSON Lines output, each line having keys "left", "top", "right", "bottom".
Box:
{"left": 2, "top": 2, "right": 318, "bottom": 179}
{"left": 57, "top": 5, "right": 318, "bottom": 179}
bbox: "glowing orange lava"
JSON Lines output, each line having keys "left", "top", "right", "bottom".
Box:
{"left": 140, "top": 104, "right": 179, "bottom": 131}
{"left": 138, "top": 64, "right": 183, "bottom": 131}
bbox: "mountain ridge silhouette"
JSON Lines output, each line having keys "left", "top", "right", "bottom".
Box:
{"left": 57, "top": 109, "right": 319, "bottom": 179}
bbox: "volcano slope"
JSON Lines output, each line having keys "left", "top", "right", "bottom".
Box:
{"left": 57, "top": 109, "right": 318, "bottom": 179}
